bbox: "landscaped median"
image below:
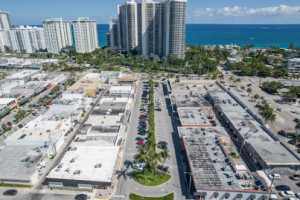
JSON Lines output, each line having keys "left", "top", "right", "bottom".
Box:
{"left": 130, "top": 193, "right": 174, "bottom": 200}
{"left": 133, "top": 79, "right": 171, "bottom": 186}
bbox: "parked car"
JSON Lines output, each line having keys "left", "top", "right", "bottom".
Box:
{"left": 269, "top": 194, "right": 278, "bottom": 200}
{"left": 3, "top": 189, "right": 17, "bottom": 196}
{"left": 18, "top": 124, "right": 23, "bottom": 128}
{"left": 133, "top": 160, "right": 144, "bottom": 171}
{"left": 277, "top": 108, "right": 283, "bottom": 112}
{"left": 75, "top": 194, "right": 88, "bottom": 200}
{"left": 279, "top": 191, "right": 295, "bottom": 197}
{"left": 276, "top": 185, "right": 291, "bottom": 191}
{"left": 136, "top": 137, "right": 144, "bottom": 142}
{"left": 137, "top": 141, "right": 145, "bottom": 146}
{"left": 290, "top": 174, "right": 300, "bottom": 181}
{"left": 7, "top": 122, "right": 12, "bottom": 126}
{"left": 268, "top": 174, "right": 281, "bottom": 180}
{"left": 278, "top": 130, "right": 287, "bottom": 136}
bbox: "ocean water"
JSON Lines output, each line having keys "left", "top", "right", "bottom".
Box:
{"left": 97, "top": 24, "right": 300, "bottom": 48}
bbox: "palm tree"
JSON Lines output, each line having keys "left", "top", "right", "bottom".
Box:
{"left": 134, "top": 147, "right": 148, "bottom": 180}
{"left": 146, "top": 137, "right": 156, "bottom": 152}
{"left": 160, "top": 148, "right": 170, "bottom": 167}
{"left": 259, "top": 103, "right": 276, "bottom": 124}
{"left": 150, "top": 152, "right": 162, "bottom": 178}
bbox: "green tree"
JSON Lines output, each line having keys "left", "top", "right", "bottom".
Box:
{"left": 134, "top": 147, "right": 148, "bottom": 180}
{"left": 259, "top": 102, "right": 276, "bottom": 124}
{"left": 254, "top": 94, "right": 260, "bottom": 101}
{"left": 160, "top": 148, "right": 170, "bottom": 167}
{"left": 247, "top": 88, "right": 252, "bottom": 96}
{"left": 241, "top": 86, "right": 245, "bottom": 90}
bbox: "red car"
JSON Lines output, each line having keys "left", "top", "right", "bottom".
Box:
{"left": 7, "top": 122, "right": 12, "bottom": 126}
{"left": 139, "top": 115, "right": 147, "bottom": 119}
{"left": 137, "top": 141, "right": 145, "bottom": 146}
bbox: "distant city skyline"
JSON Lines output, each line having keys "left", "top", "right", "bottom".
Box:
{"left": 1, "top": 0, "right": 300, "bottom": 25}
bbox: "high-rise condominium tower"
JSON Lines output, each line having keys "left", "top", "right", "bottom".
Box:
{"left": 73, "top": 17, "right": 98, "bottom": 53}
{"left": 42, "top": 18, "right": 73, "bottom": 54}
{"left": 0, "top": 11, "right": 12, "bottom": 51}
{"left": 7, "top": 26, "right": 46, "bottom": 53}
{"left": 108, "top": 0, "right": 186, "bottom": 59}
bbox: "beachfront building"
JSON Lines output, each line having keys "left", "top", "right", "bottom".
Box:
{"left": 6, "top": 26, "right": 46, "bottom": 53}
{"left": 42, "top": 18, "right": 73, "bottom": 54}
{"left": 73, "top": 17, "right": 98, "bottom": 53}
{"left": 287, "top": 58, "right": 300, "bottom": 75}
{"left": 108, "top": 0, "right": 186, "bottom": 59}
{"left": 0, "top": 11, "right": 12, "bottom": 52}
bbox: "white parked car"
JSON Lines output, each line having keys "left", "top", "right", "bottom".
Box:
{"left": 280, "top": 191, "right": 295, "bottom": 197}
{"left": 269, "top": 194, "right": 278, "bottom": 200}
{"left": 296, "top": 193, "right": 300, "bottom": 198}
{"left": 277, "top": 108, "right": 283, "bottom": 112}
{"left": 268, "top": 173, "right": 281, "bottom": 180}
{"left": 287, "top": 198, "right": 300, "bottom": 200}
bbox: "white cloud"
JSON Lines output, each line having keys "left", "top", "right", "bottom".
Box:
{"left": 192, "top": 5, "right": 300, "bottom": 18}
{"left": 217, "top": 5, "right": 300, "bottom": 17}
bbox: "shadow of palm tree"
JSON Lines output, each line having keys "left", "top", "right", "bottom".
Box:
{"left": 116, "top": 168, "right": 133, "bottom": 181}
{"left": 124, "top": 159, "right": 133, "bottom": 169}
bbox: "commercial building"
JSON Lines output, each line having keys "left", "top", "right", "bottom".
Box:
{"left": 68, "top": 78, "right": 102, "bottom": 97}
{"left": 0, "top": 146, "right": 47, "bottom": 185}
{"left": 5, "top": 116, "right": 72, "bottom": 156}
{"left": 73, "top": 17, "right": 98, "bottom": 53}
{"left": 108, "top": 0, "right": 187, "bottom": 59}
{"left": 206, "top": 90, "right": 300, "bottom": 170}
{"left": 170, "top": 94, "right": 213, "bottom": 127}
{"left": 46, "top": 146, "right": 119, "bottom": 189}
{"left": 42, "top": 18, "right": 73, "bottom": 54}
{"left": 287, "top": 58, "right": 300, "bottom": 75}
{"left": 178, "top": 127, "right": 270, "bottom": 200}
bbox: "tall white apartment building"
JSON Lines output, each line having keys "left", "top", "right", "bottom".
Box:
{"left": 118, "top": 0, "right": 138, "bottom": 52}
{"left": 42, "top": 18, "right": 73, "bottom": 54}
{"left": 287, "top": 58, "right": 300, "bottom": 75}
{"left": 7, "top": 26, "right": 47, "bottom": 53}
{"left": 73, "top": 17, "right": 98, "bottom": 53}
{"left": 0, "top": 11, "right": 12, "bottom": 52}
{"left": 108, "top": 0, "right": 186, "bottom": 59}
{"left": 108, "top": 19, "right": 120, "bottom": 48}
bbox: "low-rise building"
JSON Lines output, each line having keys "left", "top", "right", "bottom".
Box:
{"left": 207, "top": 90, "right": 300, "bottom": 170}
{"left": 287, "top": 58, "right": 300, "bottom": 75}
{"left": 179, "top": 127, "right": 270, "bottom": 200}
{"left": 0, "top": 146, "right": 47, "bottom": 185}
{"left": 68, "top": 78, "right": 102, "bottom": 97}
{"left": 46, "top": 145, "right": 119, "bottom": 189}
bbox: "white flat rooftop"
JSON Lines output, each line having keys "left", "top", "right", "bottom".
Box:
{"left": 0, "top": 98, "right": 16, "bottom": 105}
{"left": 47, "top": 146, "right": 119, "bottom": 183}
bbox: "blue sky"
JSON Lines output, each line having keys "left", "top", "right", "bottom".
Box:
{"left": 1, "top": 0, "right": 300, "bottom": 25}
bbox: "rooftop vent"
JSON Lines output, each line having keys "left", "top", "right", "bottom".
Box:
{"left": 95, "top": 163, "right": 102, "bottom": 168}
{"left": 73, "top": 170, "right": 81, "bottom": 174}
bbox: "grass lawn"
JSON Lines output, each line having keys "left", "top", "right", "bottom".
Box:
{"left": 0, "top": 183, "right": 31, "bottom": 188}
{"left": 133, "top": 169, "right": 171, "bottom": 186}
{"left": 0, "top": 127, "right": 12, "bottom": 136}
{"left": 130, "top": 193, "right": 174, "bottom": 200}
